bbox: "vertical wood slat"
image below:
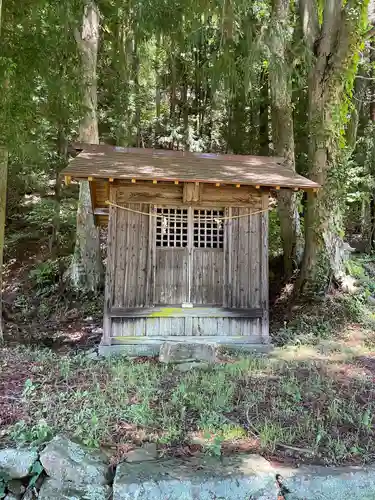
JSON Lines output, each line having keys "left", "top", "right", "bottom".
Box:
{"left": 250, "top": 207, "right": 260, "bottom": 308}
{"left": 103, "top": 185, "right": 117, "bottom": 344}
{"left": 146, "top": 206, "right": 155, "bottom": 307}
{"left": 224, "top": 207, "right": 262, "bottom": 310}
{"left": 115, "top": 196, "right": 127, "bottom": 307}
{"left": 231, "top": 208, "right": 239, "bottom": 308}
{"left": 155, "top": 249, "right": 188, "bottom": 304}
{"left": 126, "top": 203, "right": 150, "bottom": 307}
{"left": 260, "top": 192, "right": 269, "bottom": 341}
{"left": 192, "top": 250, "right": 224, "bottom": 305}
{"left": 112, "top": 202, "right": 151, "bottom": 309}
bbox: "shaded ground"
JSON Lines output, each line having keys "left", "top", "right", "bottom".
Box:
{"left": 2, "top": 319, "right": 375, "bottom": 467}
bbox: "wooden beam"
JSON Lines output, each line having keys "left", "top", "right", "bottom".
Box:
{"left": 64, "top": 175, "right": 71, "bottom": 186}
{"left": 109, "top": 306, "right": 264, "bottom": 318}
{"left": 110, "top": 336, "right": 268, "bottom": 346}
{"left": 93, "top": 207, "right": 109, "bottom": 215}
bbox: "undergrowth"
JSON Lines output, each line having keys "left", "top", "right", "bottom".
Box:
{"left": 2, "top": 337, "right": 375, "bottom": 465}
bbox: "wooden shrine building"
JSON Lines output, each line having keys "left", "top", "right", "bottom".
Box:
{"left": 62, "top": 145, "right": 319, "bottom": 356}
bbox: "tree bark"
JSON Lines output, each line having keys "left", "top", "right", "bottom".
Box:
{"left": 0, "top": 147, "right": 7, "bottom": 342}
{"left": 0, "top": 1, "right": 6, "bottom": 342}
{"left": 269, "top": 0, "right": 302, "bottom": 276}
{"left": 297, "top": 0, "right": 367, "bottom": 292}
{"left": 71, "top": 0, "right": 103, "bottom": 291}
{"left": 259, "top": 69, "right": 269, "bottom": 156}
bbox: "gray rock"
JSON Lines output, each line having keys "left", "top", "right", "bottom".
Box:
{"left": 0, "top": 449, "right": 38, "bottom": 479}
{"left": 112, "top": 455, "right": 375, "bottom": 500}
{"left": 7, "top": 479, "right": 26, "bottom": 496}
{"left": 368, "top": 296, "right": 375, "bottom": 307}
{"left": 39, "top": 436, "right": 109, "bottom": 485}
{"left": 21, "top": 490, "right": 33, "bottom": 500}
{"left": 175, "top": 362, "right": 210, "bottom": 372}
{"left": 159, "top": 342, "right": 216, "bottom": 364}
{"left": 85, "top": 351, "right": 99, "bottom": 360}
{"left": 4, "top": 494, "right": 19, "bottom": 500}
{"left": 342, "top": 275, "right": 360, "bottom": 294}
{"left": 91, "top": 327, "right": 103, "bottom": 335}
{"left": 38, "top": 478, "right": 110, "bottom": 500}
{"left": 125, "top": 443, "right": 158, "bottom": 463}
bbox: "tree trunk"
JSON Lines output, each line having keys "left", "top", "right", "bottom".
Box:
{"left": 269, "top": 0, "right": 302, "bottom": 276}
{"left": 0, "top": 147, "right": 7, "bottom": 342}
{"left": 71, "top": 0, "right": 103, "bottom": 291}
{"left": 132, "top": 37, "right": 141, "bottom": 147}
{"left": 259, "top": 70, "right": 269, "bottom": 156}
{"left": 154, "top": 34, "right": 161, "bottom": 147}
{"left": 50, "top": 127, "right": 67, "bottom": 253}
{"left": 297, "top": 0, "right": 367, "bottom": 292}
{"left": 368, "top": 6, "right": 375, "bottom": 250}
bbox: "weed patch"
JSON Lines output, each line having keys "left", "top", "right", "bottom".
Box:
{"left": 2, "top": 340, "right": 375, "bottom": 466}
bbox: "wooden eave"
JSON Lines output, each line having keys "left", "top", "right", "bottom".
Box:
{"left": 63, "top": 143, "right": 320, "bottom": 191}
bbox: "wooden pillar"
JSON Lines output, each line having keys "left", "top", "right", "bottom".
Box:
{"left": 102, "top": 185, "right": 117, "bottom": 345}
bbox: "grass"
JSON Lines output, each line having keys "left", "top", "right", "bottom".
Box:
{"left": 2, "top": 326, "right": 375, "bottom": 466}
{"left": 1, "top": 254, "right": 375, "bottom": 466}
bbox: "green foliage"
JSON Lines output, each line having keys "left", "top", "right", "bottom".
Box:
{"left": 268, "top": 209, "right": 282, "bottom": 258}
{"left": 10, "top": 419, "right": 53, "bottom": 446}
{"left": 29, "top": 259, "right": 63, "bottom": 291}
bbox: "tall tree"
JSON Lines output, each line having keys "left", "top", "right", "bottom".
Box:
{"left": 71, "top": 0, "right": 103, "bottom": 291}
{"left": 0, "top": 0, "right": 7, "bottom": 341}
{"left": 269, "top": 0, "right": 302, "bottom": 276}
{"left": 298, "top": 0, "right": 369, "bottom": 292}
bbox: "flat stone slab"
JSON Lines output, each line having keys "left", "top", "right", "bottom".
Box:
{"left": 112, "top": 455, "right": 375, "bottom": 500}
{"left": 0, "top": 449, "right": 38, "bottom": 479}
{"left": 38, "top": 478, "right": 110, "bottom": 500}
{"left": 159, "top": 342, "right": 216, "bottom": 363}
{"left": 125, "top": 443, "right": 158, "bottom": 463}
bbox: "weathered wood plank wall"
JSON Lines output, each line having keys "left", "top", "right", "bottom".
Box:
{"left": 192, "top": 249, "right": 224, "bottom": 305}
{"left": 102, "top": 183, "right": 270, "bottom": 343}
{"left": 154, "top": 249, "right": 188, "bottom": 304}
{"left": 112, "top": 201, "right": 152, "bottom": 308}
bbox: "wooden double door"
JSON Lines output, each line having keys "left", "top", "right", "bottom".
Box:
{"left": 154, "top": 206, "right": 225, "bottom": 306}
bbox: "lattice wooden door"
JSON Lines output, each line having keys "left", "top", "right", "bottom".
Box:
{"left": 154, "top": 206, "right": 224, "bottom": 305}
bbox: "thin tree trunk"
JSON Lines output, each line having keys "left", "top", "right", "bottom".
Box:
{"left": 368, "top": 7, "right": 375, "bottom": 250}
{"left": 182, "top": 81, "right": 189, "bottom": 150}
{"left": 154, "top": 34, "right": 161, "bottom": 147}
{"left": 0, "top": 147, "right": 7, "bottom": 342}
{"left": 259, "top": 70, "right": 269, "bottom": 156}
{"left": 0, "top": 0, "right": 3, "bottom": 36}
{"left": 0, "top": 1, "right": 6, "bottom": 342}
{"left": 71, "top": 0, "right": 103, "bottom": 291}
{"left": 50, "top": 128, "right": 67, "bottom": 253}
{"left": 269, "top": 0, "right": 302, "bottom": 276}
{"left": 132, "top": 37, "right": 141, "bottom": 147}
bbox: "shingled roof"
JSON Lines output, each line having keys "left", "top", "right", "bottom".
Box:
{"left": 62, "top": 144, "right": 319, "bottom": 190}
